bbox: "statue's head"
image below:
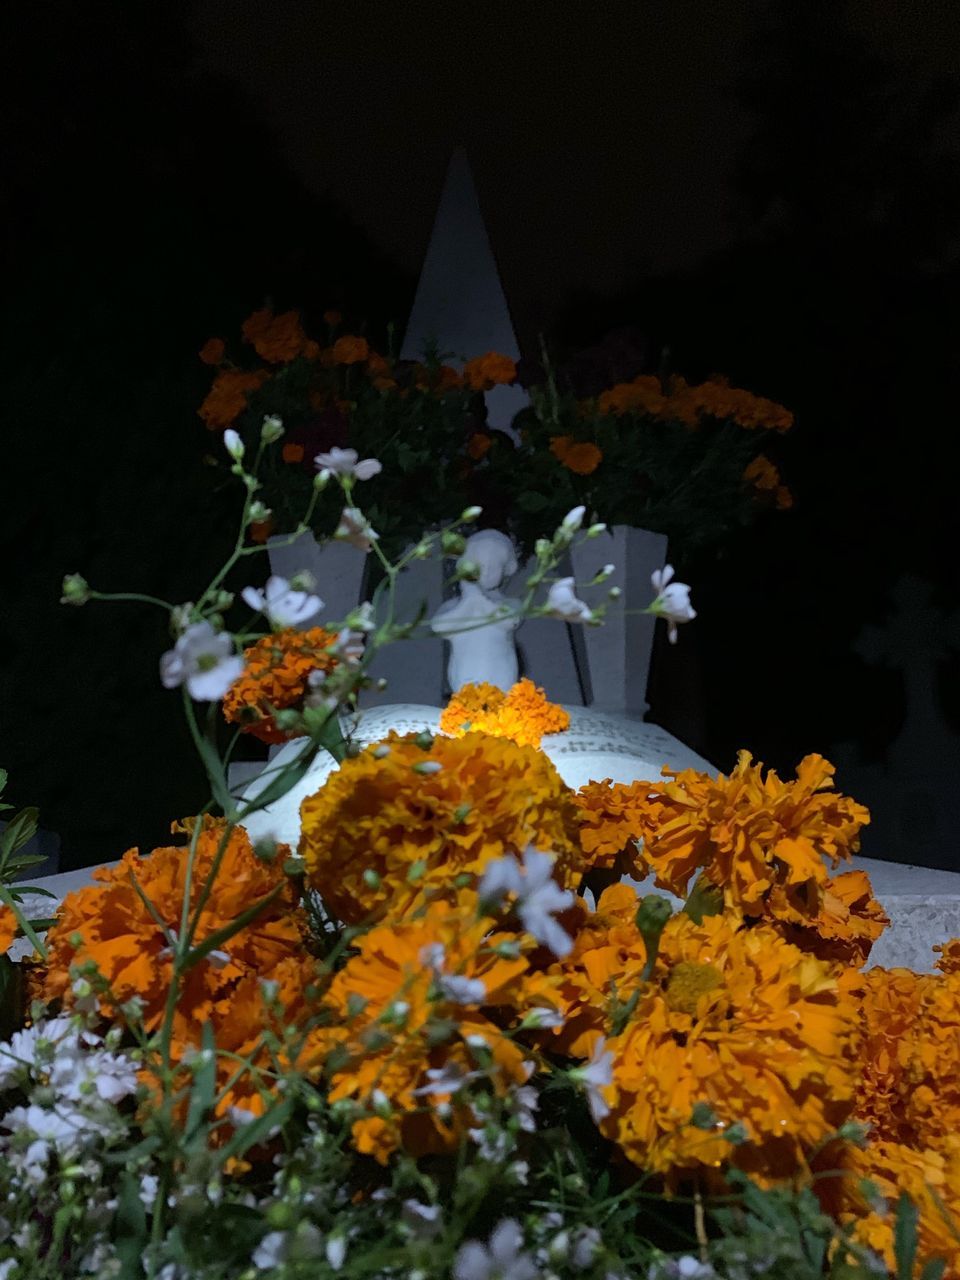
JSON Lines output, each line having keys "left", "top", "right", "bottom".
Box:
{"left": 460, "top": 529, "right": 518, "bottom": 591}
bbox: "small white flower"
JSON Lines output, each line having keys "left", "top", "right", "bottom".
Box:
{"left": 562, "top": 505, "right": 586, "bottom": 532}
{"left": 454, "top": 1220, "right": 538, "bottom": 1280}
{"left": 402, "top": 1200, "right": 443, "bottom": 1239}
{"left": 573, "top": 1036, "right": 614, "bottom": 1124}
{"left": 437, "top": 973, "right": 487, "bottom": 1004}
{"left": 546, "top": 577, "right": 593, "bottom": 623}
{"left": 223, "top": 428, "right": 244, "bottom": 461}
{"left": 334, "top": 507, "right": 379, "bottom": 552}
{"left": 242, "top": 574, "right": 324, "bottom": 628}
{"left": 261, "top": 414, "right": 284, "bottom": 443}
{"left": 325, "top": 1234, "right": 347, "bottom": 1271}
{"left": 521, "top": 1006, "right": 565, "bottom": 1030}
{"left": 252, "top": 1222, "right": 324, "bottom": 1270}
{"left": 159, "top": 622, "right": 244, "bottom": 701}
{"left": 649, "top": 565, "right": 696, "bottom": 644}
{"left": 478, "top": 848, "right": 574, "bottom": 958}
{"left": 571, "top": 1227, "right": 601, "bottom": 1268}
{"left": 414, "top": 1064, "right": 481, "bottom": 1097}
{"left": 315, "top": 446, "right": 382, "bottom": 482}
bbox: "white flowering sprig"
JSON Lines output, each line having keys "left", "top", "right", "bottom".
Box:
{"left": 478, "top": 848, "right": 575, "bottom": 958}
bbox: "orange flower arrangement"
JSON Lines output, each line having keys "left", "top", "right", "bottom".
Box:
{"left": 439, "top": 679, "right": 570, "bottom": 749}
{"left": 241, "top": 308, "right": 309, "bottom": 364}
{"left": 627, "top": 752, "right": 870, "bottom": 934}
{"left": 576, "top": 778, "right": 652, "bottom": 872}
{"left": 331, "top": 335, "right": 370, "bottom": 365}
{"left": 596, "top": 374, "right": 793, "bottom": 433}
{"left": 198, "top": 369, "right": 270, "bottom": 431}
{"left": 549, "top": 436, "right": 603, "bottom": 476}
{"left": 299, "top": 730, "right": 583, "bottom": 925}
{"left": 318, "top": 897, "right": 530, "bottom": 1163}
{"left": 0, "top": 905, "right": 17, "bottom": 955}
{"left": 462, "top": 352, "right": 517, "bottom": 391}
{"left": 222, "top": 626, "right": 339, "bottom": 744}
{"left": 598, "top": 911, "right": 860, "bottom": 1183}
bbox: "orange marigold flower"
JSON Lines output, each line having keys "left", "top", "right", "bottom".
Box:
{"left": 0, "top": 906, "right": 17, "bottom": 955}
{"left": 549, "top": 436, "right": 603, "bottom": 476}
{"left": 318, "top": 898, "right": 530, "bottom": 1163}
{"left": 323, "top": 309, "right": 342, "bottom": 327}
{"left": 222, "top": 626, "right": 339, "bottom": 744}
{"left": 302, "top": 338, "right": 322, "bottom": 360}
{"left": 462, "top": 352, "right": 517, "bottom": 391}
{"left": 743, "top": 454, "right": 780, "bottom": 491}
{"left": 331, "top": 335, "right": 370, "bottom": 365}
{"left": 666, "top": 377, "right": 794, "bottom": 433}
{"left": 198, "top": 369, "right": 269, "bottom": 430}
{"left": 440, "top": 680, "right": 570, "bottom": 750}
{"left": 934, "top": 938, "right": 960, "bottom": 974}
{"left": 248, "top": 515, "right": 275, "bottom": 544}
{"left": 629, "top": 752, "right": 869, "bottom": 932}
{"left": 773, "top": 869, "right": 888, "bottom": 968}
{"left": 576, "top": 778, "right": 651, "bottom": 871}
{"left": 199, "top": 337, "right": 226, "bottom": 366}
{"left": 775, "top": 485, "right": 794, "bottom": 510}
{"left": 41, "top": 826, "right": 304, "bottom": 1048}
{"left": 899, "top": 969, "right": 960, "bottom": 1153}
{"left": 300, "top": 731, "right": 584, "bottom": 925}
{"left": 597, "top": 376, "right": 667, "bottom": 418}
{"left": 853, "top": 966, "right": 933, "bottom": 1145}
{"left": 241, "top": 308, "right": 308, "bottom": 364}
{"left": 281, "top": 442, "right": 305, "bottom": 465}
{"left": 467, "top": 432, "right": 493, "bottom": 460}
{"left": 599, "top": 912, "right": 860, "bottom": 1182}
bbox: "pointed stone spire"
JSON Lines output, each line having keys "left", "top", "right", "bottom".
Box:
{"left": 401, "top": 148, "right": 528, "bottom": 432}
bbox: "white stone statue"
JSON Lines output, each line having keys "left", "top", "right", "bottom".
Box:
{"left": 429, "top": 529, "right": 522, "bottom": 692}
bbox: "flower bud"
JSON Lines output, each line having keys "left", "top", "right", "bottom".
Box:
{"left": 247, "top": 501, "right": 272, "bottom": 526}
{"left": 260, "top": 414, "right": 284, "bottom": 444}
{"left": 460, "top": 505, "right": 483, "bottom": 522}
{"left": 585, "top": 522, "right": 607, "bottom": 538}
{"left": 457, "top": 558, "right": 481, "bottom": 582}
{"left": 60, "top": 573, "right": 90, "bottom": 606}
{"left": 223, "top": 428, "right": 244, "bottom": 461}
{"left": 561, "top": 504, "right": 586, "bottom": 532}
{"left": 441, "top": 531, "right": 466, "bottom": 556}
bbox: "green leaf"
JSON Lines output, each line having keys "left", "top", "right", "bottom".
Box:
{"left": 185, "top": 1022, "right": 217, "bottom": 1141}
{"left": 894, "top": 1193, "right": 919, "bottom": 1280}
{"left": 919, "top": 1261, "right": 947, "bottom": 1280}
{"left": 516, "top": 490, "right": 551, "bottom": 513}
{"left": 113, "top": 1170, "right": 148, "bottom": 1280}
{"left": 218, "top": 1097, "right": 293, "bottom": 1165}
{"left": 0, "top": 805, "right": 39, "bottom": 867}
{"left": 683, "top": 876, "right": 724, "bottom": 925}
{"left": 0, "top": 882, "right": 47, "bottom": 961}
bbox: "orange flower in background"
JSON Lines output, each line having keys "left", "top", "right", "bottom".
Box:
{"left": 899, "top": 969, "right": 960, "bottom": 1153}
{"left": 0, "top": 905, "right": 17, "bottom": 955}
{"left": 597, "top": 375, "right": 667, "bottom": 417}
{"left": 248, "top": 516, "right": 275, "bottom": 544}
{"left": 549, "top": 436, "right": 603, "bottom": 475}
{"left": 198, "top": 369, "right": 269, "bottom": 430}
{"left": 666, "top": 377, "right": 794, "bottom": 432}
{"left": 935, "top": 937, "right": 960, "bottom": 974}
{"left": 467, "top": 432, "right": 492, "bottom": 460}
{"left": 281, "top": 442, "right": 305, "bottom": 465}
{"left": 331, "top": 335, "right": 370, "bottom": 364}
{"left": 462, "top": 352, "right": 517, "bottom": 391}
{"left": 628, "top": 752, "right": 869, "bottom": 928}
{"left": 774, "top": 869, "right": 888, "bottom": 967}
{"left": 222, "top": 626, "right": 339, "bottom": 744}
{"left": 319, "top": 898, "right": 531, "bottom": 1163}
{"left": 241, "top": 308, "right": 308, "bottom": 363}
{"left": 323, "top": 308, "right": 342, "bottom": 327}
{"left": 440, "top": 680, "right": 569, "bottom": 749}
{"left": 576, "top": 778, "right": 652, "bottom": 872}
{"left": 744, "top": 455, "right": 794, "bottom": 512}
{"left": 300, "top": 730, "right": 583, "bottom": 924}
{"left": 198, "top": 337, "right": 225, "bottom": 366}
{"left": 302, "top": 338, "right": 322, "bottom": 360}
{"left": 599, "top": 912, "right": 860, "bottom": 1183}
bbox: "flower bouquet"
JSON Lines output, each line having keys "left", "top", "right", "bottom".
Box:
{"left": 1, "top": 426, "right": 958, "bottom": 1280}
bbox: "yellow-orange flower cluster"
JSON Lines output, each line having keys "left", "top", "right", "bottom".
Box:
{"left": 743, "top": 454, "right": 793, "bottom": 510}
{"left": 317, "top": 899, "right": 531, "bottom": 1163}
{"left": 935, "top": 937, "right": 960, "bottom": 975}
{"left": 624, "top": 753, "right": 874, "bottom": 952}
{"left": 198, "top": 369, "right": 270, "bottom": 430}
{"left": 299, "top": 731, "right": 583, "bottom": 924}
{"left": 241, "top": 308, "right": 310, "bottom": 364}
{"left": 598, "top": 910, "right": 860, "bottom": 1182}
{"left": 597, "top": 375, "right": 668, "bottom": 418}
{"left": 0, "top": 905, "right": 17, "bottom": 956}
{"left": 439, "top": 679, "right": 570, "bottom": 749}
{"left": 222, "top": 626, "right": 339, "bottom": 744}
{"left": 576, "top": 778, "right": 651, "bottom": 872}
{"left": 331, "top": 335, "right": 370, "bottom": 365}
{"left": 462, "top": 352, "right": 517, "bottom": 391}
{"left": 548, "top": 435, "right": 604, "bottom": 475}
{"left": 597, "top": 374, "right": 793, "bottom": 432}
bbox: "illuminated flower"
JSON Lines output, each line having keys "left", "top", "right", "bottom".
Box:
{"left": 198, "top": 337, "right": 225, "bottom": 366}
{"left": 315, "top": 446, "right": 382, "bottom": 482}
{"left": 319, "top": 899, "right": 530, "bottom": 1162}
{"left": 198, "top": 369, "right": 269, "bottom": 430}
{"left": 334, "top": 507, "right": 378, "bottom": 551}
{"left": 222, "top": 626, "right": 339, "bottom": 744}
{"left": 440, "top": 679, "right": 569, "bottom": 749}
{"left": 242, "top": 574, "right": 324, "bottom": 629}
{"left": 774, "top": 870, "right": 888, "bottom": 967}
{"left": 241, "top": 308, "right": 308, "bottom": 363}
{"left": 300, "top": 731, "right": 583, "bottom": 925}
{"left": 629, "top": 752, "right": 869, "bottom": 930}
{"left": 463, "top": 353, "right": 517, "bottom": 391}
{"left": 545, "top": 578, "right": 593, "bottom": 623}
{"left": 599, "top": 912, "right": 860, "bottom": 1181}
{"left": 649, "top": 565, "right": 695, "bottom": 643}
{"left": 934, "top": 938, "right": 960, "bottom": 975}
{"left": 898, "top": 970, "right": 960, "bottom": 1153}
{"left": 575, "top": 779, "right": 652, "bottom": 872}
{"left": 331, "top": 335, "right": 370, "bottom": 364}
{"left": 160, "top": 621, "right": 244, "bottom": 702}
{"left": 0, "top": 906, "right": 17, "bottom": 956}
{"left": 852, "top": 966, "right": 932, "bottom": 1145}
{"left": 548, "top": 436, "right": 603, "bottom": 476}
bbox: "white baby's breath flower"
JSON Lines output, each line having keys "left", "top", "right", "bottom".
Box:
{"left": 572, "top": 1036, "right": 614, "bottom": 1123}
{"left": 561, "top": 505, "right": 586, "bottom": 532}
{"left": 159, "top": 622, "right": 244, "bottom": 701}
{"left": 545, "top": 577, "right": 593, "bottom": 623}
{"left": 315, "top": 446, "right": 382, "bottom": 482}
{"left": 223, "top": 428, "right": 244, "bottom": 461}
{"left": 242, "top": 574, "right": 323, "bottom": 628}
{"left": 478, "top": 848, "right": 574, "bottom": 957}
{"left": 402, "top": 1199, "right": 443, "bottom": 1239}
{"left": 649, "top": 565, "right": 696, "bottom": 643}
{"left": 334, "top": 507, "right": 379, "bottom": 552}
{"left": 454, "top": 1220, "right": 538, "bottom": 1280}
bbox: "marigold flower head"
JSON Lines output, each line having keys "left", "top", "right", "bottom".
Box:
{"left": 318, "top": 898, "right": 530, "bottom": 1163}
{"left": 440, "top": 680, "right": 570, "bottom": 750}
{"left": 665, "top": 376, "right": 793, "bottom": 432}
{"left": 898, "top": 970, "right": 960, "bottom": 1153}
{"left": 0, "top": 906, "right": 17, "bottom": 955}
{"left": 463, "top": 352, "right": 517, "bottom": 391}
{"left": 598, "top": 912, "right": 860, "bottom": 1182}
{"left": 198, "top": 369, "right": 269, "bottom": 430}
{"left": 549, "top": 436, "right": 603, "bottom": 475}
{"left": 576, "top": 778, "right": 652, "bottom": 872}
{"left": 852, "top": 966, "right": 933, "bottom": 1145}
{"left": 300, "top": 731, "right": 583, "bottom": 925}
{"left": 222, "top": 626, "right": 339, "bottom": 744}
{"left": 467, "top": 432, "right": 493, "bottom": 460}
{"left": 773, "top": 869, "right": 888, "bottom": 968}
{"left": 331, "top": 335, "right": 370, "bottom": 365}
{"left": 282, "top": 442, "right": 305, "bottom": 465}
{"left": 935, "top": 937, "right": 960, "bottom": 975}
{"left": 597, "top": 376, "right": 667, "bottom": 417}
{"left": 199, "top": 337, "right": 226, "bottom": 366}
{"left": 629, "top": 752, "right": 870, "bottom": 933}
{"left": 241, "top": 308, "right": 308, "bottom": 363}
